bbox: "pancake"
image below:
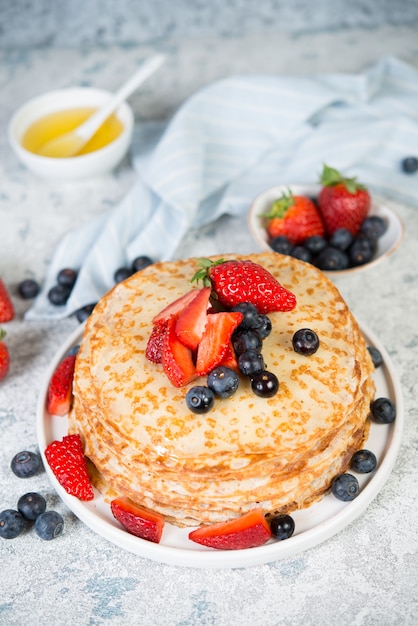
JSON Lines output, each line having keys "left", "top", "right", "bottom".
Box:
{"left": 69, "top": 253, "right": 375, "bottom": 527}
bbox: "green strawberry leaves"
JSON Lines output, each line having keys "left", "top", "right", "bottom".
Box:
{"left": 320, "top": 164, "right": 366, "bottom": 194}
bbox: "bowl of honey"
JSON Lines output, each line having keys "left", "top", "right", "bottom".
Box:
{"left": 8, "top": 87, "right": 134, "bottom": 180}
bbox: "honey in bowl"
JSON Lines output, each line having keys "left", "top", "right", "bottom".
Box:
{"left": 21, "top": 107, "right": 124, "bottom": 158}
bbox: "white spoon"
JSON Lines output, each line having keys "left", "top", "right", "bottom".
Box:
{"left": 39, "top": 53, "right": 166, "bottom": 158}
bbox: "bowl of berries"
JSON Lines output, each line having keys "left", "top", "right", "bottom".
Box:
{"left": 248, "top": 165, "right": 404, "bottom": 276}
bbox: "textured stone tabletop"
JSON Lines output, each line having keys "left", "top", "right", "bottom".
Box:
{"left": 1, "top": 26, "right": 418, "bottom": 626}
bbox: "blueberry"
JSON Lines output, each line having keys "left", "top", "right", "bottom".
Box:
{"left": 371, "top": 397, "right": 396, "bottom": 424}
{"left": 348, "top": 237, "right": 374, "bottom": 267}
{"left": 17, "top": 492, "right": 47, "bottom": 521}
{"left": 67, "top": 344, "right": 80, "bottom": 356}
{"left": 238, "top": 350, "right": 264, "bottom": 377}
{"left": 232, "top": 329, "right": 262, "bottom": 356}
{"left": 329, "top": 228, "right": 353, "bottom": 251}
{"left": 48, "top": 284, "right": 72, "bottom": 306}
{"left": 367, "top": 346, "right": 383, "bottom": 368}
{"left": 74, "top": 303, "right": 96, "bottom": 323}
{"left": 253, "top": 314, "right": 272, "bottom": 339}
{"left": 401, "top": 156, "right": 418, "bottom": 174}
{"left": 314, "top": 246, "right": 349, "bottom": 271}
{"left": 231, "top": 302, "right": 260, "bottom": 330}
{"left": 186, "top": 386, "right": 215, "bottom": 414}
{"left": 207, "top": 366, "right": 239, "bottom": 398}
{"left": 350, "top": 449, "right": 377, "bottom": 474}
{"left": 331, "top": 473, "right": 359, "bottom": 502}
{"left": 0, "top": 509, "right": 26, "bottom": 539}
{"left": 132, "top": 255, "right": 153, "bottom": 272}
{"left": 18, "top": 278, "right": 40, "bottom": 299}
{"left": 11, "top": 450, "right": 42, "bottom": 478}
{"left": 292, "top": 328, "right": 319, "bottom": 356}
{"left": 270, "top": 236, "right": 294, "bottom": 255}
{"left": 251, "top": 370, "right": 279, "bottom": 398}
{"left": 270, "top": 514, "right": 295, "bottom": 540}
{"left": 57, "top": 268, "right": 78, "bottom": 289}
{"left": 291, "top": 246, "right": 312, "bottom": 263}
{"left": 303, "top": 235, "right": 327, "bottom": 256}
{"left": 360, "top": 216, "right": 387, "bottom": 240}
{"left": 34, "top": 511, "right": 64, "bottom": 540}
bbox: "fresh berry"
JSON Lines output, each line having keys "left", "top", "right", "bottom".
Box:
{"left": 11, "top": 450, "right": 42, "bottom": 478}
{"left": 303, "top": 235, "right": 327, "bottom": 255}
{"left": 34, "top": 510, "right": 64, "bottom": 540}
{"left": 263, "top": 191, "right": 325, "bottom": 245}
{"left": 370, "top": 397, "right": 396, "bottom": 424}
{"left": 253, "top": 314, "right": 272, "bottom": 339}
{"left": 114, "top": 267, "right": 132, "bottom": 283}
{"left": 17, "top": 492, "right": 47, "bottom": 521}
{"left": 110, "top": 497, "right": 164, "bottom": 543}
{"left": 350, "top": 449, "right": 377, "bottom": 474}
{"left": 401, "top": 156, "right": 418, "bottom": 174}
{"left": 251, "top": 370, "right": 279, "bottom": 398}
{"left": 0, "top": 328, "right": 10, "bottom": 381}
{"left": 238, "top": 350, "right": 264, "bottom": 377}
{"left": 47, "top": 354, "right": 77, "bottom": 416}
{"left": 44, "top": 434, "right": 94, "bottom": 501}
{"left": 218, "top": 341, "right": 239, "bottom": 372}
{"left": 0, "top": 279, "right": 14, "bottom": 322}
{"left": 132, "top": 255, "right": 153, "bottom": 272}
{"left": 232, "top": 329, "right": 262, "bottom": 356}
{"left": 292, "top": 328, "right": 320, "bottom": 355}
{"left": 195, "top": 312, "right": 243, "bottom": 376}
{"left": 67, "top": 344, "right": 80, "bottom": 356}
{"left": 270, "top": 235, "right": 294, "bottom": 255}
{"left": 18, "top": 278, "right": 40, "bottom": 299}
{"left": 331, "top": 473, "right": 360, "bottom": 501}
{"left": 175, "top": 287, "right": 211, "bottom": 350}
{"left": 329, "top": 228, "right": 353, "bottom": 251}
{"left": 57, "top": 268, "right": 78, "bottom": 289}
{"left": 152, "top": 289, "right": 202, "bottom": 325}
{"left": 367, "top": 346, "right": 383, "bottom": 368}
{"left": 231, "top": 302, "right": 260, "bottom": 330}
{"left": 146, "top": 321, "right": 167, "bottom": 363}
{"left": 315, "top": 246, "right": 349, "bottom": 271}
{"left": 360, "top": 216, "right": 387, "bottom": 240}
{"left": 207, "top": 366, "right": 240, "bottom": 398}
{"left": 0, "top": 509, "right": 25, "bottom": 539}
{"left": 48, "top": 284, "right": 71, "bottom": 306}
{"left": 75, "top": 303, "right": 96, "bottom": 322}
{"left": 269, "top": 514, "right": 295, "bottom": 540}
{"left": 188, "top": 508, "right": 272, "bottom": 550}
{"left": 186, "top": 385, "right": 215, "bottom": 414}
{"left": 192, "top": 258, "right": 297, "bottom": 314}
{"left": 348, "top": 237, "right": 374, "bottom": 267}
{"left": 291, "top": 246, "right": 312, "bottom": 263}
{"left": 162, "top": 316, "right": 196, "bottom": 387}
{"left": 318, "top": 164, "right": 371, "bottom": 236}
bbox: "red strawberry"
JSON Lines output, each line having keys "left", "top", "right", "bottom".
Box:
{"left": 189, "top": 508, "right": 272, "bottom": 550}
{"left": 192, "top": 258, "right": 296, "bottom": 314}
{"left": 175, "top": 287, "right": 211, "bottom": 350}
{"left": 318, "top": 164, "right": 371, "bottom": 236}
{"left": 145, "top": 321, "right": 168, "bottom": 363}
{"left": 263, "top": 190, "right": 324, "bottom": 244}
{"left": 47, "top": 354, "right": 77, "bottom": 416}
{"left": 195, "top": 311, "right": 243, "bottom": 376}
{"left": 110, "top": 497, "right": 165, "bottom": 543}
{"left": 44, "top": 433, "right": 94, "bottom": 501}
{"left": 0, "top": 279, "right": 14, "bottom": 323}
{"left": 162, "top": 316, "right": 196, "bottom": 387}
{"left": 152, "top": 289, "right": 201, "bottom": 325}
{"left": 219, "top": 340, "right": 239, "bottom": 372}
{"left": 0, "top": 328, "right": 10, "bottom": 381}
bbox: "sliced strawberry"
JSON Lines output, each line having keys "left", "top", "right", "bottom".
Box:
{"left": 175, "top": 287, "right": 211, "bottom": 350}
{"left": 0, "top": 328, "right": 10, "bottom": 381}
{"left": 189, "top": 508, "right": 272, "bottom": 550}
{"left": 0, "top": 279, "right": 14, "bottom": 323}
{"left": 47, "top": 354, "right": 77, "bottom": 416}
{"left": 145, "top": 321, "right": 168, "bottom": 363}
{"left": 110, "top": 497, "right": 165, "bottom": 543}
{"left": 218, "top": 340, "right": 239, "bottom": 372}
{"left": 152, "top": 289, "right": 201, "bottom": 325}
{"left": 44, "top": 434, "right": 94, "bottom": 501}
{"left": 195, "top": 311, "right": 243, "bottom": 376}
{"left": 162, "top": 316, "right": 196, "bottom": 387}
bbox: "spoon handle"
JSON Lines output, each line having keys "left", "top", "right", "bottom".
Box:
{"left": 78, "top": 53, "right": 166, "bottom": 140}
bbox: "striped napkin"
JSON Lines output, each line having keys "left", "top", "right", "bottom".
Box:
{"left": 26, "top": 55, "right": 418, "bottom": 320}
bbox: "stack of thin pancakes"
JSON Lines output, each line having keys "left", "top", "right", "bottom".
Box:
{"left": 69, "top": 253, "right": 375, "bottom": 527}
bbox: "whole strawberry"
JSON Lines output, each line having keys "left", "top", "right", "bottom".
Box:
{"left": 318, "top": 164, "right": 371, "bottom": 236}
{"left": 0, "top": 328, "right": 10, "bottom": 381}
{"left": 0, "top": 279, "right": 14, "bottom": 323}
{"left": 192, "top": 258, "right": 296, "bottom": 314}
{"left": 263, "top": 190, "right": 324, "bottom": 245}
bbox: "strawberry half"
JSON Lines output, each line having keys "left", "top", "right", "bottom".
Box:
{"left": 263, "top": 190, "right": 325, "bottom": 245}
{"left": 162, "top": 316, "right": 196, "bottom": 387}
{"left": 195, "top": 311, "right": 243, "bottom": 376}
{"left": 145, "top": 321, "right": 168, "bottom": 363}
{"left": 44, "top": 434, "right": 94, "bottom": 501}
{"left": 0, "top": 328, "right": 10, "bottom": 381}
{"left": 318, "top": 164, "right": 371, "bottom": 236}
{"left": 152, "top": 289, "right": 201, "bottom": 325}
{"left": 175, "top": 287, "right": 211, "bottom": 350}
{"left": 0, "top": 279, "right": 14, "bottom": 323}
{"left": 110, "top": 497, "right": 165, "bottom": 543}
{"left": 47, "top": 354, "right": 77, "bottom": 416}
{"left": 189, "top": 508, "right": 272, "bottom": 550}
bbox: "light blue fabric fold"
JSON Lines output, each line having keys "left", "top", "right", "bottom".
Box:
{"left": 26, "top": 55, "right": 418, "bottom": 320}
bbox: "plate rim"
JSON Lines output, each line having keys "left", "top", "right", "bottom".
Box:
{"left": 37, "top": 319, "right": 404, "bottom": 569}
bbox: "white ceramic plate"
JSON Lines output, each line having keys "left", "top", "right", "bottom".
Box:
{"left": 248, "top": 184, "right": 404, "bottom": 277}
{"left": 37, "top": 321, "right": 403, "bottom": 569}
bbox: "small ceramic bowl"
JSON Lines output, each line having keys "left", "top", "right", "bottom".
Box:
{"left": 248, "top": 184, "right": 404, "bottom": 277}
{"left": 8, "top": 87, "right": 134, "bottom": 181}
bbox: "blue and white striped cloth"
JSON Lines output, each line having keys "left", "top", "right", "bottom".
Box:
{"left": 26, "top": 55, "right": 418, "bottom": 320}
